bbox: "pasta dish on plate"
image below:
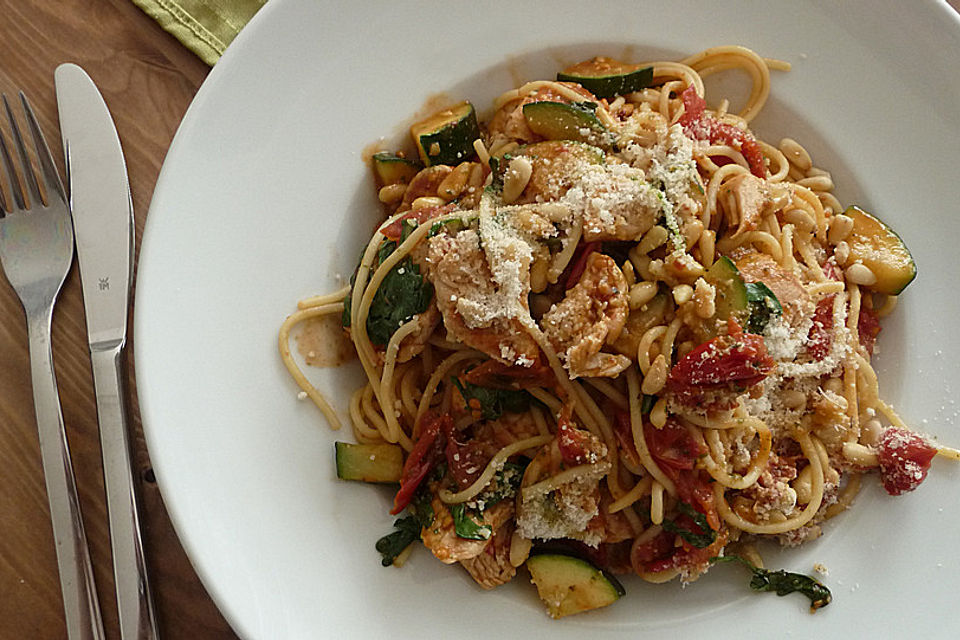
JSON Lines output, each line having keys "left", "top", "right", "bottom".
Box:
{"left": 279, "top": 45, "right": 957, "bottom": 618}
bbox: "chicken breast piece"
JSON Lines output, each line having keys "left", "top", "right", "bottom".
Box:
{"left": 426, "top": 229, "right": 540, "bottom": 366}
{"left": 540, "top": 253, "right": 631, "bottom": 378}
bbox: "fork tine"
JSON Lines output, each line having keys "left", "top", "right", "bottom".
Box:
{"left": 19, "top": 92, "right": 65, "bottom": 205}
{"left": 3, "top": 93, "right": 41, "bottom": 208}
{"left": 0, "top": 105, "right": 21, "bottom": 212}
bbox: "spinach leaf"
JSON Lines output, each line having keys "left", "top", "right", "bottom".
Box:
{"left": 411, "top": 490, "right": 434, "bottom": 528}
{"left": 365, "top": 236, "right": 433, "bottom": 346}
{"left": 641, "top": 394, "right": 657, "bottom": 415}
{"left": 345, "top": 219, "right": 428, "bottom": 340}
{"left": 429, "top": 215, "right": 476, "bottom": 238}
{"left": 712, "top": 556, "right": 832, "bottom": 612}
{"left": 375, "top": 517, "right": 420, "bottom": 567}
{"left": 449, "top": 504, "right": 492, "bottom": 541}
{"left": 745, "top": 281, "right": 782, "bottom": 334}
{"left": 662, "top": 502, "right": 716, "bottom": 549}
{"left": 452, "top": 378, "right": 530, "bottom": 421}
{"left": 476, "top": 461, "right": 527, "bottom": 507}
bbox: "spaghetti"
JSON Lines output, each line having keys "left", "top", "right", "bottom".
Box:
{"left": 280, "top": 45, "right": 955, "bottom": 617}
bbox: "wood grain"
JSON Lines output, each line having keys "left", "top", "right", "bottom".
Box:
{"left": 0, "top": 1, "right": 239, "bottom": 638}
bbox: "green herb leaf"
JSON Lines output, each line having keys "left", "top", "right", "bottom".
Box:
{"left": 449, "top": 503, "right": 492, "bottom": 541}
{"left": 641, "top": 394, "right": 657, "bottom": 415}
{"left": 375, "top": 516, "right": 421, "bottom": 567}
{"left": 366, "top": 238, "right": 433, "bottom": 346}
{"left": 744, "top": 281, "right": 782, "bottom": 334}
{"left": 452, "top": 378, "right": 531, "bottom": 420}
{"left": 411, "top": 489, "right": 434, "bottom": 528}
{"left": 476, "top": 461, "right": 528, "bottom": 507}
{"left": 662, "top": 502, "right": 716, "bottom": 548}
{"left": 712, "top": 556, "right": 832, "bottom": 612}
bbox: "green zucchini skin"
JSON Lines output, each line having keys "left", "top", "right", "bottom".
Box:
{"left": 705, "top": 256, "right": 748, "bottom": 325}
{"left": 522, "top": 101, "right": 609, "bottom": 147}
{"left": 526, "top": 552, "right": 624, "bottom": 618}
{"left": 372, "top": 152, "right": 421, "bottom": 186}
{"left": 843, "top": 205, "right": 917, "bottom": 295}
{"left": 334, "top": 442, "right": 404, "bottom": 483}
{"left": 557, "top": 65, "right": 654, "bottom": 98}
{"left": 410, "top": 101, "right": 480, "bottom": 166}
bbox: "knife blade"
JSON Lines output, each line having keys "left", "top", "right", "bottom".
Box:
{"left": 55, "top": 63, "right": 160, "bottom": 640}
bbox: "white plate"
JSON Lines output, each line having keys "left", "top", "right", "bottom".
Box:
{"left": 135, "top": 0, "right": 960, "bottom": 637}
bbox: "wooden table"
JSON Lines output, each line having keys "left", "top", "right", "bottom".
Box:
{"left": 0, "top": 1, "right": 238, "bottom": 638}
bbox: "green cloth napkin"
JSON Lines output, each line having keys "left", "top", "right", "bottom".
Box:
{"left": 132, "top": 0, "right": 266, "bottom": 65}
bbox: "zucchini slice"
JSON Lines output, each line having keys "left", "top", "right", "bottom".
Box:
{"left": 522, "top": 101, "right": 610, "bottom": 147}
{"left": 557, "top": 57, "right": 654, "bottom": 98}
{"left": 705, "top": 256, "right": 748, "bottom": 323}
{"left": 334, "top": 442, "right": 403, "bottom": 483}
{"left": 372, "top": 152, "right": 421, "bottom": 187}
{"left": 843, "top": 205, "right": 917, "bottom": 295}
{"left": 526, "top": 553, "right": 625, "bottom": 618}
{"left": 410, "top": 101, "right": 480, "bottom": 167}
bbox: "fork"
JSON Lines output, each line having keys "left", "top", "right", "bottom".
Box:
{"left": 0, "top": 93, "right": 105, "bottom": 640}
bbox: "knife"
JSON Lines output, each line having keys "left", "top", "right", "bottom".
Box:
{"left": 55, "top": 63, "right": 160, "bottom": 640}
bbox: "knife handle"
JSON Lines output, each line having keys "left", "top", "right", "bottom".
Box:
{"left": 90, "top": 343, "right": 160, "bottom": 640}
{"left": 28, "top": 309, "right": 106, "bottom": 640}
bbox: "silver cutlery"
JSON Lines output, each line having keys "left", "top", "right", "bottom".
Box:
{"left": 0, "top": 92, "right": 105, "bottom": 640}
{"left": 55, "top": 63, "right": 160, "bottom": 640}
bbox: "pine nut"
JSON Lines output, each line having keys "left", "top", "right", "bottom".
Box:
{"left": 378, "top": 183, "right": 407, "bottom": 204}
{"left": 628, "top": 281, "right": 658, "bottom": 309}
{"left": 622, "top": 260, "right": 636, "bottom": 286}
{"left": 437, "top": 162, "right": 473, "bottom": 201}
{"left": 692, "top": 278, "right": 716, "bottom": 318}
{"left": 796, "top": 174, "right": 834, "bottom": 192}
{"left": 823, "top": 377, "right": 844, "bottom": 395}
{"left": 682, "top": 219, "right": 704, "bottom": 251}
{"left": 861, "top": 418, "right": 884, "bottom": 446}
{"left": 642, "top": 355, "right": 668, "bottom": 395}
{"left": 501, "top": 156, "right": 533, "bottom": 204}
{"left": 834, "top": 240, "right": 850, "bottom": 266}
{"left": 411, "top": 196, "right": 446, "bottom": 210}
{"left": 842, "top": 441, "right": 879, "bottom": 467}
{"left": 845, "top": 262, "right": 877, "bottom": 286}
{"left": 672, "top": 284, "right": 694, "bottom": 305}
{"left": 779, "top": 137, "right": 812, "bottom": 171}
{"left": 698, "top": 229, "right": 716, "bottom": 266}
{"left": 782, "top": 389, "right": 807, "bottom": 410}
{"left": 650, "top": 397, "right": 668, "bottom": 429}
{"left": 828, "top": 214, "right": 854, "bottom": 245}
{"left": 530, "top": 258, "right": 549, "bottom": 293}
{"left": 637, "top": 225, "right": 669, "bottom": 255}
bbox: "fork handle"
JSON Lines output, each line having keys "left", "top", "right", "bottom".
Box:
{"left": 90, "top": 343, "right": 160, "bottom": 640}
{"left": 27, "top": 308, "right": 105, "bottom": 640}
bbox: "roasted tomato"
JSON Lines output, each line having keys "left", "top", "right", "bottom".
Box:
{"left": 556, "top": 404, "right": 596, "bottom": 465}
{"left": 678, "top": 85, "right": 765, "bottom": 179}
{"left": 877, "top": 427, "right": 938, "bottom": 495}
{"left": 391, "top": 412, "right": 450, "bottom": 514}
{"left": 667, "top": 320, "right": 775, "bottom": 404}
{"left": 858, "top": 304, "right": 881, "bottom": 357}
{"left": 806, "top": 295, "right": 834, "bottom": 361}
{"left": 463, "top": 358, "right": 555, "bottom": 390}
